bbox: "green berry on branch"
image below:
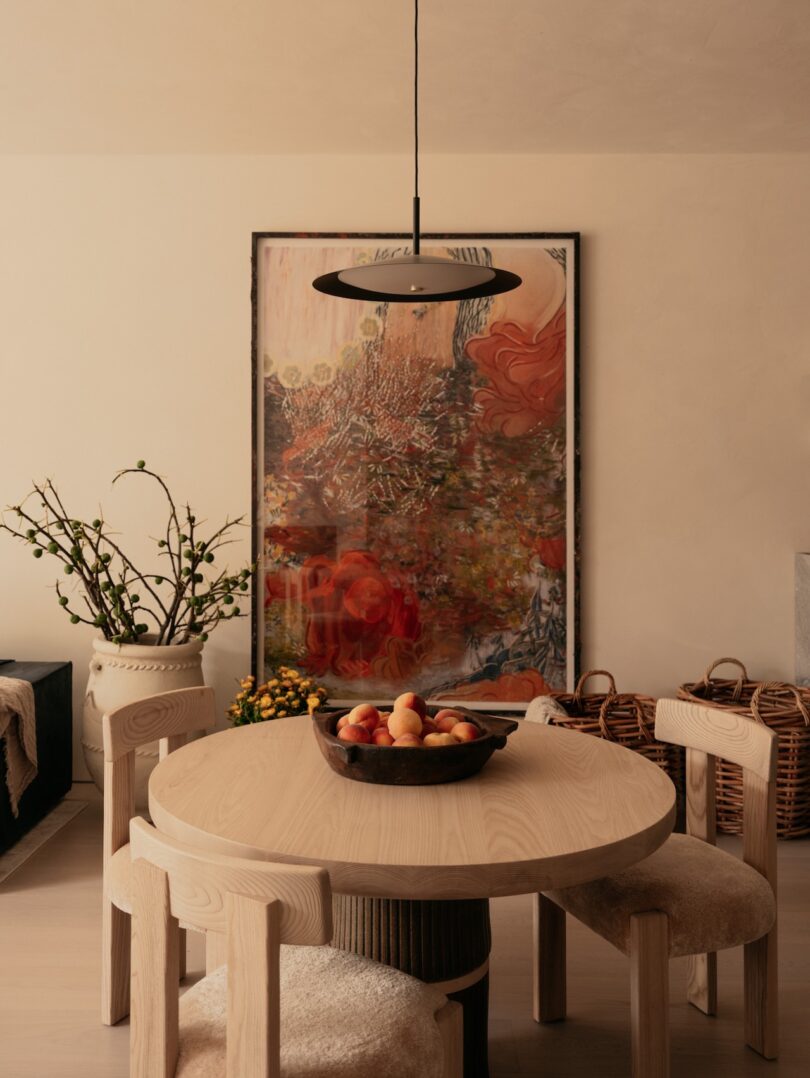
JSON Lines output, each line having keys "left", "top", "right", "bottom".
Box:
{"left": 179, "top": 534, "right": 188, "bottom": 543}
{"left": 101, "top": 581, "right": 111, "bottom": 591}
{"left": 47, "top": 542, "right": 58, "bottom": 554}
{"left": 204, "top": 552, "right": 214, "bottom": 563}
{"left": 240, "top": 582, "right": 248, "bottom": 591}
{"left": 101, "top": 553, "right": 112, "bottom": 564}
{"left": 93, "top": 614, "right": 107, "bottom": 627}
{"left": 135, "top": 623, "right": 148, "bottom": 634}
{"left": 92, "top": 519, "right": 102, "bottom": 529}
{"left": 182, "top": 567, "right": 191, "bottom": 577}
{"left": 33, "top": 548, "right": 43, "bottom": 558}
{"left": 131, "top": 594, "right": 140, "bottom": 603}
{"left": 200, "top": 632, "right": 209, "bottom": 642}
{"left": 183, "top": 549, "right": 193, "bottom": 560}
{"left": 64, "top": 564, "right": 74, "bottom": 574}
{"left": 25, "top": 529, "right": 36, "bottom": 539}
{"left": 193, "top": 573, "right": 203, "bottom": 583}
{"left": 157, "top": 539, "right": 166, "bottom": 547}
{"left": 224, "top": 595, "right": 234, "bottom": 605}
{"left": 58, "top": 596, "right": 69, "bottom": 606}
{"left": 70, "top": 614, "right": 80, "bottom": 624}
{"left": 137, "top": 460, "right": 146, "bottom": 469}
{"left": 154, "top": 576, "right": 163, "bottom": 584}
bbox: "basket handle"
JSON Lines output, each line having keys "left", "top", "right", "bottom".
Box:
{"left": 573, "top": 670, "right": 617, "bottom": 709}
{"left": 596, "top": 693, "right": 654, "bottom": 743}
{"left": 750, "top": 681, "right": 810, "bottom": 727}
{"left": 700, "top": 657, "right": 749, "bottom": 702}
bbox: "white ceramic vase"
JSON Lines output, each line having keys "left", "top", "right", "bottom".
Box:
{"left": 81, "top": 636, "right": 205, "bottom": 808}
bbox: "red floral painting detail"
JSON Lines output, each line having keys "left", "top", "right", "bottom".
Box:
{"left": 266, "top": 551, "right": 421, "bottom": 680}
{"left": 536, "top": 536, "right": 566, "bottom": 572}
{"left": 437, "top": 669, "right": 554, "bottom": 702}
{"left": 467, "top": 304, "right": 566, "bottom": 438}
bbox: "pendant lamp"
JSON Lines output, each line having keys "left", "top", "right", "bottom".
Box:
{"left": 312, "top": 0, "right": 521, "bottom": 303}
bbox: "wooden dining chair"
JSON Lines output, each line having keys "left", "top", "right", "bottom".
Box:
{"left": 128, "top": 817, "right": 463, "bottom": 1078}
{"left": 533, "top": 697, "right": 778, "bottom": 1077}
{"left": 101, "top": 685, "right": 216, "bottom": 1026}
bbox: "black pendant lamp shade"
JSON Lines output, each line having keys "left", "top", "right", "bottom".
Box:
{"left": 312, "top": 1, "right": 521, "bottom": 304}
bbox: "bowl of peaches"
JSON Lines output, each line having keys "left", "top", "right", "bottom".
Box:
{"left": 311, "top": 692, "right": 518, "bottom": 785}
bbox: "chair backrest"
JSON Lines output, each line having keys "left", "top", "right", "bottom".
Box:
{"left": 129, "top": 817, "right": 332, "bottom": 1078}
{"left": 101, "top": 686, "right": 216, "bottom": 866}
{"left": 655, "top": 698, "right": 778, "bottom": 889}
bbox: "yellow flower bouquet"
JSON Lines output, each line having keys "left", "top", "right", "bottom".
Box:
{"left": 227, "top": 668, "right": 328, "bottom": 726}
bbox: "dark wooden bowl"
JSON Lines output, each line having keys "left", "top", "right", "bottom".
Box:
{"left": 311, "top": 706, "right": 519, "bottom": 786}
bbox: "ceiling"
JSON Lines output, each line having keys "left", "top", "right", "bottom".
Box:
{"left": 1, "top": 0, "right": 809, "bottom": 154}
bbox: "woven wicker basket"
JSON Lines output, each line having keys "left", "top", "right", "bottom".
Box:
{"left": 678, "top": 657, "right": 810, "bottom": 839}
{"left": 550, "top": 670, "right": 682, "bottom": 788}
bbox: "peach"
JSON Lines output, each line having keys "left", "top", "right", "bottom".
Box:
{"left": 337, "top": 723, "right": 372, "bottom": 744}
{"left": 423, "top": 732, "right": 456, "bottom": 747}
{"left": 347, "top": 703, "right": 380, "bottom": 728}
{"left": 356, "top": 716, "right": 381, "bottom": 733}
{"left": 436, "top": 713, "right": 462, "bottom": 734}
{"left": 434, "top": 708, "right": 464, "bottom": 723}
{"left": 388, "top": 708, "right": 423, "bottom": 739}
{"left": 451, "top": 722, "right": 480, "bottom": 742}
{"left": 420, "top": 718, "right": 438, "bottom": 737}
{"left": 372, "top": 728, "right": 395, "bottom": 746}
{"left": 393, "top": 691, "right": 427, "bottom": 719}
{"left": 393, "top": 733, "right": 422, "bottom": 747}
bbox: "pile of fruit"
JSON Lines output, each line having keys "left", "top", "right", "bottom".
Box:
{"left": 335, "top": 692, "right": 481, "bottom": 747}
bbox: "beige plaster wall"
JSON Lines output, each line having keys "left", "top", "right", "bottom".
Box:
{"left": 1, "top": 154, "right": 808, "bottom": 775}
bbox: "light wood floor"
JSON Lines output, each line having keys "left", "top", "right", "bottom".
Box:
{"left": 1, "top": 785, "right": 807, "bottom": 1077}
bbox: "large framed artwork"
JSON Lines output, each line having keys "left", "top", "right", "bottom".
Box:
{"left": 252, "top": 233, "right": 579, "bottom": 707}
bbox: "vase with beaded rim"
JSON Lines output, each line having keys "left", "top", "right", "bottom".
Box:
{"left": 81, "top": 635, "right": 204, "bottom": 808}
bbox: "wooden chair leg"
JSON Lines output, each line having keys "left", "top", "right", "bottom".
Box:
{"left": 178, "top": 928, "right": 187, "bottom": 981}
{"left": 101, "top": 898, "right": 130, "bottom": 1025}
{"left": 131, "top": 861, "right": 179, "bottom": 1078}
{"left": 629, "top": 912, "right": 670, "bottom": 1078}
{"left": 435, "top": 999, "right": 464, "bottom": 1078}
{"left": 226, "top": 895, "right": 281, "bottom": 1078}
{"left": 533, "top": 893, "right": 566, "bottom": 1022}
{"left": 686, "top": 952, "right": 717, "bottom": 1015}
{"left": 206, "top": 929, "right": 228, "bottom": 974}
{"left": 744, "top": 928, "right": 778, "bottom": 1059}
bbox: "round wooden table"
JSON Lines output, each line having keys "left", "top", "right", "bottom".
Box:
{"left": 150, "top": 715, "right": 676, "bottom": 1077}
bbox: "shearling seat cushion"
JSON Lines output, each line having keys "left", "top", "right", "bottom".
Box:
{"left": 176, "top": 945, "right": 448, "bottom": 1077}
{"left": 106, "top": 843, "right": 132, "bottom": 913}
{"left": 547, "top": 833, "right": 776, "bottom": 958}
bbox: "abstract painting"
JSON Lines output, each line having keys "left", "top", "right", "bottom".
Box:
{"left": 252, "top": 233, "right": 579, "bottom": 706}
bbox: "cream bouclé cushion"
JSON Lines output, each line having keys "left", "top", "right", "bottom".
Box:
{"left": 524, "top": 695, "right": 568, "bottom": 725}
{"left": 177, "top": 944, "right": 448, "bottom": 1077}
{"left": 547, "top": 832, "right": 776, "bottom": 958}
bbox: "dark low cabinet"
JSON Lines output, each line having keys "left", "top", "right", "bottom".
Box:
{"left": 0, "top": 661, "right": 73, "bottom": 855}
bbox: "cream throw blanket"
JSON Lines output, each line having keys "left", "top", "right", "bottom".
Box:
{"left": 0, "top": 676, "right": 38, "bottom": 816}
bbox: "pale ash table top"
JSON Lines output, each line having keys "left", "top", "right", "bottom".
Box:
{"left": 149, "top": 715, "right": 676, "bottom": 901}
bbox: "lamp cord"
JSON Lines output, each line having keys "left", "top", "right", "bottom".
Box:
{"left": 414, "top": 0, "right": 419, "bottom": 201}
{"left": 413, "top": 0, "right": 420, "bottom": 255}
